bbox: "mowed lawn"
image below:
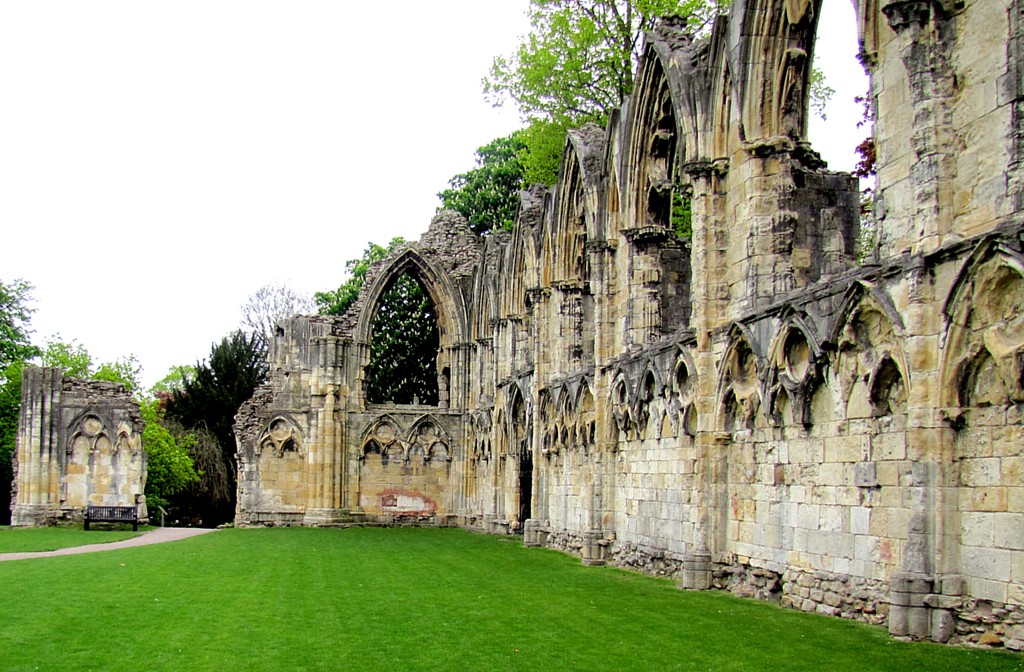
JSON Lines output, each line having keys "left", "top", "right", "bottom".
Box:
{"left": 0, "top": 526, "right": 142, "bottom": 552}
{"left": 0, "top": 527, "right": 1019, "bottom": 672}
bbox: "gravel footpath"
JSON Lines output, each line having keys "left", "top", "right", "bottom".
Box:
{"left": 0, "top": 527, "right": 218, "bottom": 562}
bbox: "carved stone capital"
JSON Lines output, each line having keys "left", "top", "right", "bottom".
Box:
{"left": 882, "top": 0, "right": 935, "bottom": 34}
{"left": 682, "top": 158, "right": 729, "bottom": 180}
{"left": 622, "top": 226, "right": 672, "bottom": 245}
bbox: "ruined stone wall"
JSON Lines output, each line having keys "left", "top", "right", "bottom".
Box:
{"left": 10, "top": 367, "right": 147, "bottom": 526}
{"left": 234, "top": 0, "right": 1024, "bottom": 647}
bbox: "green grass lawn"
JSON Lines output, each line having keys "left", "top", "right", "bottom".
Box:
{"left": 0, "top": 525, "right": 142, "bottom": 552}
{"left": 0, "top": 527, "right": 1019, "bottom": 672}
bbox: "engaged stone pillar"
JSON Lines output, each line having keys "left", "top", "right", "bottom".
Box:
{"left": 523, "top": 518, "right": 547, "bottom": 547}
{"left": 924, "top": 574, "right": 963, "bottom": 643}
{"left": 581, "top": 529, "right": 607, "bottom": 566}
{"left": 681, "top": 550, "right": 712, "bottom": 590}
{"left": 484, "top": 513, "right": 502, "bottom": 535}
{"left": 889, "top": 572, "right": 934, "bottom": 638}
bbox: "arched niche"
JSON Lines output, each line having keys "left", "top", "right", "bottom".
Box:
{"left": 716, "top": 326, "right": 765, "bottom": 434}
{"left": 766, "top": 317, "right": 824, "bottom": 428}
{"left": 941, "top": 243, "right": 1024, "bottom": 416}
{"left": 546, "top": 124, "right": 605, "bottom": 285}
{"left": 830, "top": 282, "right": 908, "bottom": 421}
{"left": 627, "top": 46, "right": 682, "bottom": 232}
{"left": 729, "top": 0, "right": 823, "bottom": 142}
{"left": 256, "top": 415, "right": 303, "bottom": 458}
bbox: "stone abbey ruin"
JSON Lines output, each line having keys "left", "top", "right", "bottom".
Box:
{"left": 12, "top": 0, "right": 1024, "bottom": 648}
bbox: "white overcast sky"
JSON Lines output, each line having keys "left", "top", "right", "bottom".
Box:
{"left": 1, "top": 0, "right": 864, "bottom": 389}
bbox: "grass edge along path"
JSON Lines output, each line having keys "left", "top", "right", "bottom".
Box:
{"left": 0, "top": 525, "right": 143, "bottom": 552}
{"left": 0, "top": 527, "right": 1019, "bottom": 672}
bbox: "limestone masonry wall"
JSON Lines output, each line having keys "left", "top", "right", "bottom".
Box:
{"left": 231, "top": 0, "right": 1024, "bottom": 647}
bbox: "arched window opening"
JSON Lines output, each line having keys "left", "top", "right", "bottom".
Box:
{"left": 807, "top": 2, "right": 869, "bottom": 172}
{"left": 807, "top": 1, "right": 873, "bottom": 249}
{"left": 366, "top": 272, "right": 440, "bottom": 405}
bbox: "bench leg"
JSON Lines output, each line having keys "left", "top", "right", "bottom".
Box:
{"left": 84, "top": 520, "right": 90, "bottom": 531}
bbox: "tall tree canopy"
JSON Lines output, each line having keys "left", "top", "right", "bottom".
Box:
{"left": 0, "top": 279, "right": 40, "bottom": 373}
{"left": 437, "top": 133, "right": 526, "bottom": 235}
{"left": 139, "top": 399, "right": 199, "bottom": 516}
{"left": 240, "top": 282, "right": 314, "bottom": 349}
{"left": 0, "top": 361, "right": 25, "bottom": 524}
{"left": 165, "top": 330, "right": 268, "bottom": 525}
{"left": 484, "top": 0, "right": 721, "bottom": 128}
{"left": 484, "top": 0, "right": 723, "bottom": 186}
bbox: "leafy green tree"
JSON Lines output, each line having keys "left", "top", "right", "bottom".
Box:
{"left": 38, "top": 337, "right": 141, "bottom": 392}
{"left": 518, "top": 119, "right": 570, "bottom": 187}
{"left": 438, "top": 133, "right": 526, "bottom": 234}
{"left": 165, "top": 330, "right": 268, "bottom": 526}
{"left": 174, "top": 423, "right": 233, "bottom": 526}
{"left": 485, "top": 0, "right": 721, "bottom": 127}
{"left": 0, "top": 279, "right": 38, "bottom": 524}
{"left": 0, "top": 279, "right": 40, "bottom": 373}
{"left": 314, "top": 238, "right": 406, "bottom": 316}
{"left": 150, "top": 365, "right": 197, "bottom": 398}
{"left": 93, "top": 355, "right": 143, "bottom": 394}
{"left": 139, "top": 399, "right": 199, "bottom": 515}
{"left": 484, "top": 1, "right": 724, "bottom": 187}
{"left": 39, "top": 337, "right": 93, "bottom": 378}
{"left": 365, "top": 274, "right": 440, "bottom": 405}
{"left": 809, "top": 66, "right": 836, "bottom": 121}
{"left": 0, "top": 361, "right": 25, "bottom": 524}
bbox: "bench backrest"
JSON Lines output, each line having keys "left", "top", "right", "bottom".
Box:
{"left": 86, "top": 505, "right": 138, "bottom": 520}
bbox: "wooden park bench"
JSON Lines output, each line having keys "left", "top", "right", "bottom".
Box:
{"left": 84, "top": 505, "right": 140, "bottom": 531}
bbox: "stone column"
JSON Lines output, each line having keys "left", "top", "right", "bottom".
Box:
{"left": 880, "top": 0, "right": 959, "bottom": 255}
{"left": 11, "top": 367, "right": 63, "bottom": 526}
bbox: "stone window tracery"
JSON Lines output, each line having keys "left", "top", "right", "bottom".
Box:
{"left": 257, "top": 417, "right": 303, "bottom": 458}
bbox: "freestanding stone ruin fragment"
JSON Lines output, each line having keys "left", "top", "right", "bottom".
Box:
{"left": 10, "top": 367, "right": 147, "bottom": 526}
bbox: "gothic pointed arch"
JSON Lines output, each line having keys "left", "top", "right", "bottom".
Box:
{"left": 766, "top": 315, "right": 824, "bottom": 427}
{"left": 499, "top": 188, "right": 544, "bottom": 319}
{"left": 646, "top": 13, "right": 731, "bottom": 167}
{"left": 728, "top": 0, "right": 823, "bottom": 142}
{"left": 113, "top": 422, "right": 138, "bottom": 456}
{"left": 610, "top": 369, "right": 635, "bottom": 440}
{"left": 672, "top": 346, "right": 699, "bottom": 437}
{"left": 627, "top": 38, "right": 684, "bottom": 232}
{"left": 717, "top": 325, "right": 765, "bottom": 433}
{"left": 67, "top": 411, "right": 114, "bottom": 456}
{"left": 406, "top": 416, "right": 452, "bottom": 462}
{"left": 601, "top": 107, "right": 625, "bottom": 242}
{"left": 830, "top": 285, "right": 908, "bottom": 419}
{"left": 828, "top": 280, "right": 906, "bottom": 346}
{"left": 634, "top": 366, "right": 663, "bottom": 436}
{"left": 472, "top": 234, "right": 506, "bottom": 341}
{"left": 355, "top": 248, "right": 464, "bottom": 407}
{"left": 574, "top": 381, "right": 597, "bottom": 451}
{"left": 354, "top": 248, "right": 468, "bottom": 348}
{"left": 940, "top": 241, "right": 1024, "bottom": 412}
